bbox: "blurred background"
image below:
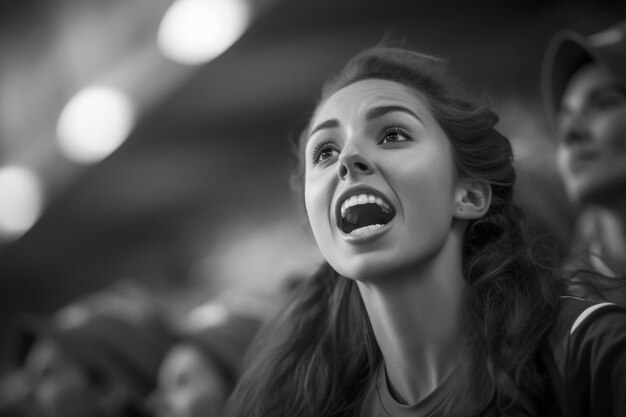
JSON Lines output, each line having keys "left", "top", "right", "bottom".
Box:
{"left": 0, "top": 0, "right": 624, "bottom": 353}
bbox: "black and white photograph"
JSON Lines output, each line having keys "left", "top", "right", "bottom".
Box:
{"left": 0, "top": 1, "right": 625, "bottom": 416}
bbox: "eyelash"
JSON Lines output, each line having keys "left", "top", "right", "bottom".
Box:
{"left": 310, "top": 126, "right": 413, "bottom": 165}
{"left": 593, "top": 92, "right": 625, "bottom": 110}
{"left": 311, "top": 141, "right": 338, "bottom": 165}
{"left": 379, "top": 126, "right": 412, "bottom": 144}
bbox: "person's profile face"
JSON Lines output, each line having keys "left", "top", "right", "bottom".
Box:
{"left": 556, "top": 63, "right": 626, "bottom": 206}
{"left": 150, "top": 344, "right": 228, "bottom": 417}
{"left": 21, "top": 338, "right": 100, "bottom": 417}
{"left": 303, "top": 79, "right": 459, "bottom": 281}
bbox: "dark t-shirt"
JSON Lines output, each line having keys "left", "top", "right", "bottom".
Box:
{"left": 543, "top": 296, "right": 626, "bottom": 417}
{"left": 358, "top": 364, "right": 454, "bottom": 417}
{"left": 358, "top": 297, "right": 626, "bottom": 417}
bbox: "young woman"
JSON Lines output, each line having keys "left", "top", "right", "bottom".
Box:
{"left": 542, "top": 20, "right": 626, "bottom": 305}
{"left": 225, "top": 46, "right": 626, "bottom": 416}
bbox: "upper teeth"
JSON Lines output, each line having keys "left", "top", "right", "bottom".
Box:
{"left": 340, "top": 193, "right": 391, "bottom": 218}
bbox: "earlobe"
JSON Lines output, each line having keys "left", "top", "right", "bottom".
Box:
{"left": 454, "top": 180, "right": 492, "bottom": 220}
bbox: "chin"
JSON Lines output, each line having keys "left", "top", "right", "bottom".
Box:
{"left": 338, "top": 268, "right": 381, "bottom": 283}
{"left": 327, "top": 257, "right": 378, "bottom": 282}
{"left": 330, "top": 254, "right": 415, "bottom": 284}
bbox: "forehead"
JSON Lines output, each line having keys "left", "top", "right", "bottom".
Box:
{"left": 563, "top": 63, "right": 621, "bottom": 100}
{"left": 313, "top": 79, "right": 430, "bottom": 122}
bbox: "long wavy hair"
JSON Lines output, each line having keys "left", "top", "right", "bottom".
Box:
{"left": 225, "top": 46, "right": 565, "bottom": 417}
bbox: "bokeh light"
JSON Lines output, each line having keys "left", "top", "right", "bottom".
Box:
{"left": 56, "top": 86, "right": 136, "bottom": 164}
{"left": 0, "top": 166, "right": 43, "bottom": 238}
{"left": 157, "top": 0, "right": 251, "bottom": 65}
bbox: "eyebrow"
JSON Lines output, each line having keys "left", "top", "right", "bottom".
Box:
{"left": 365, "top": 105, "right": 423, "bottom": 123}
{"left": 588, "top": 83, "right": 626, "bottom": 100}
{"left": 308, "top": 118, "right": 339, "bottom": 138}
{"left": 308, "top": 105, "right": 423, "bottom": 138}
{"left": 558, "top": 83, "right": 626, "bottom": 119}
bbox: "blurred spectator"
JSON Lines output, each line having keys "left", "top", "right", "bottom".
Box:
{"left": 147, "top": 293, "right": 267, "bottom": 417}
{"left": 542, "top": 20, "right": 626, "bottom": 304}
{"left": 0, "top": 282, "right": 175, "bottom": 417}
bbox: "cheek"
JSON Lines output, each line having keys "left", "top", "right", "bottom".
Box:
{"left": 390, "top": 157, "right": 456, "bottom": 235}
{"left": 598, "top": 114, "right": 626, "bottom": 153}
{"left": 304, "top": 175, "right": 331, "bottom": 231}
{"left": 606, "top": 117, "right": 626, "bottom": 153}
{"left": 409, "top": 179, "right": 454, "bottom": 224}
{"left": 401, "top": 156, "right": 455, "bottom": 203}
{"left": 555, "top": 147, "right": 570, "bottom": 178}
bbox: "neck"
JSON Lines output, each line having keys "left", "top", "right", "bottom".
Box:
{"left": 356, "top": 228, "right": 466, "bottom": 404}
{"left": 590, "top": 203, "right": 626, "bottom": 274}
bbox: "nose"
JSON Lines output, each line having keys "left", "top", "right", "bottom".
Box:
{"left": 337, "top": 147, "right": 374, "bottom": 180}
{"left": 558, "top": 112, "right": 591, "bottom": 147}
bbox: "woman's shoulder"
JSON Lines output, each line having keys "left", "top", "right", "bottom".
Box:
{"left": 553, "top": 296, "right": 626, "bottom": 330}
{"left": 550, "top": 296, "right": 626, "bottom": 358}
{"left": 558, "top": 295, "right": 626, "bottom": 358}
{"left": 545, "top": 296, "right": 626, "bottom": 417}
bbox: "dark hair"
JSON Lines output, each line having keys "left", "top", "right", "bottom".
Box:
{"left": 565, "top": 252, "right": 626, "bottom": 306}
{"left": 226, "top": 46, "right": 565, "bottom": 417}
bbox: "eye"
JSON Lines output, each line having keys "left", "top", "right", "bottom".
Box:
{"left": 311, "top": 141, "right": 339, "bottom": 165}
{"left": 593, "top": 90, "right": 626, "bottom": 110}
{"left": 379, "top": 127, "right": 412, "bottom": 145}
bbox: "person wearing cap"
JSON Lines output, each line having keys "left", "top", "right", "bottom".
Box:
{"left": 542, "top": 20, "right": 626, "bottom": 305}
{"left": 148, "top": 299, "right": 264, "bottom": 417}
{"left": 1, "top": 285, "right": 175, "bottom": 417}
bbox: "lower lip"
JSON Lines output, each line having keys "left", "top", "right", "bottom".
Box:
{"left": 339, "top": 220, "right": 393, "bottom": 243}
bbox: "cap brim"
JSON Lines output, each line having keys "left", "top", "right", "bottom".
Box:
{"left": 542, "top": 30, "right": 593, "bottom": 121}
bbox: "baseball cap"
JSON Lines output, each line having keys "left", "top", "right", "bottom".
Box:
{"left": 542, "top": 20, "right": 626, "bottom": 122}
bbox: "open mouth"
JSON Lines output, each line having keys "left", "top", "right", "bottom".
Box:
{"left": 338, "top": 193, "right": 396, "bottom": 234}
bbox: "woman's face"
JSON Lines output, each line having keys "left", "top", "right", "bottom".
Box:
{"left": 304, "top": 79, "right": 460, "bottom": 281}
{"left": 21, "top": 338, "right": 100, "bottom": 417}
{"left": 556, "top": 63, "right": 626, "bottom": 207}
{"left": 150, "top": 344, "right": 228, "bottom": 417}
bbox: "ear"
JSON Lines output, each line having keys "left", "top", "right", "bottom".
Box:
{"left": 453, "top": 180, "right": 492, "bottom": 220}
